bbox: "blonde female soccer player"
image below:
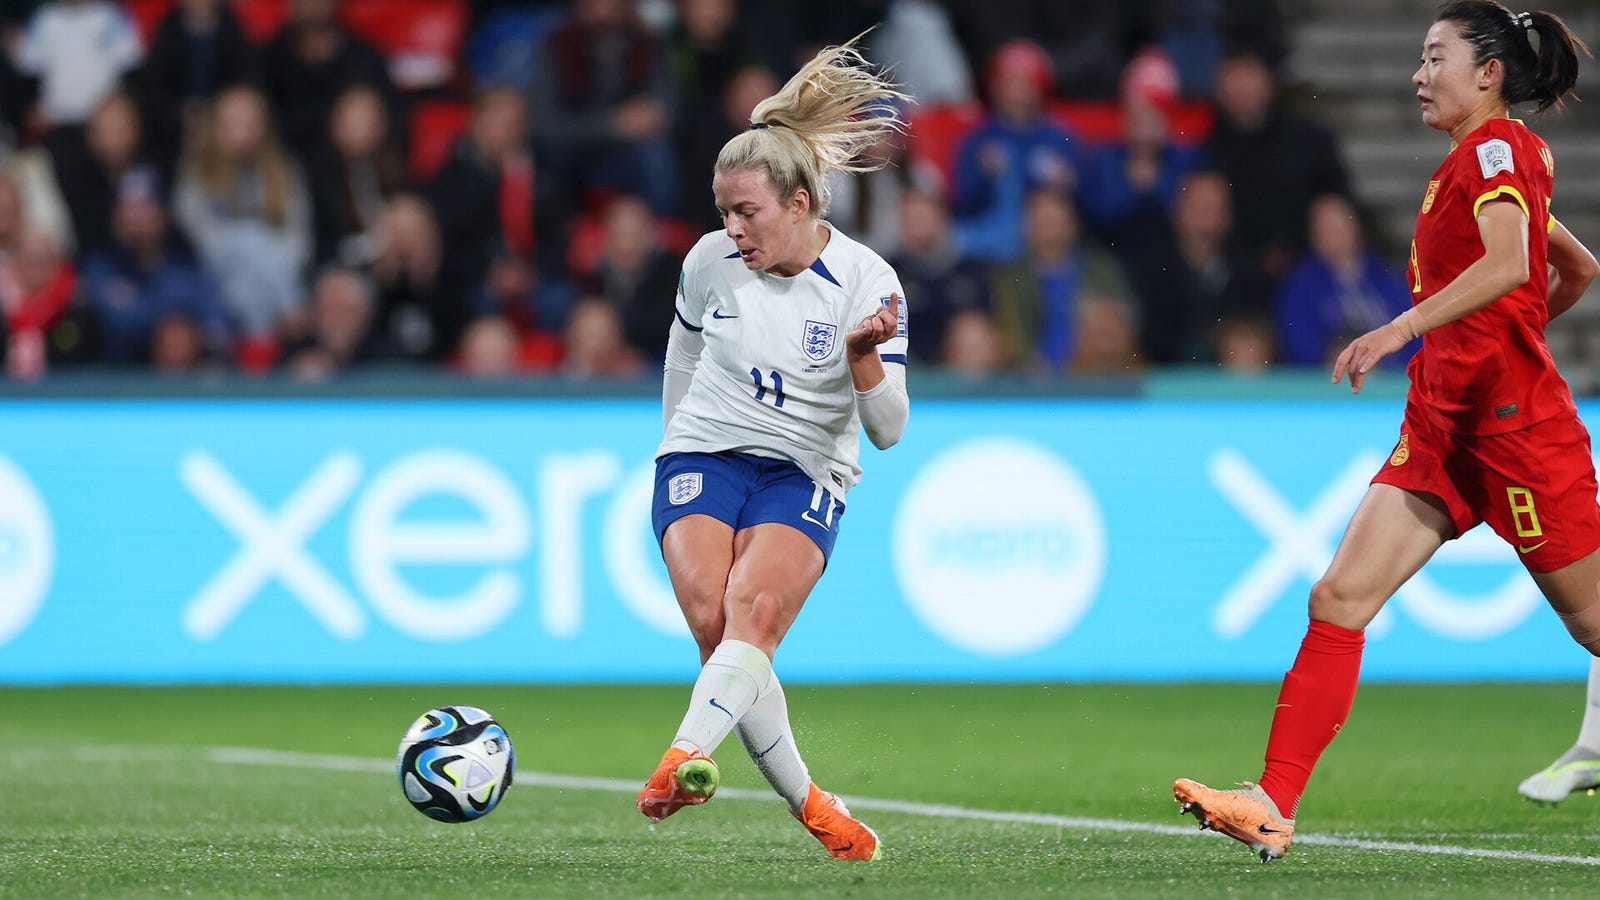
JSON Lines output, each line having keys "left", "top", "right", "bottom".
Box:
{"left": 634, "top": 36, "right": 910, "bottom": 861}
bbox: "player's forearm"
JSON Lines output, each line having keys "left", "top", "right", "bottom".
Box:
{"left": 1546, "top": 228, "right": 1598, "bottom": 321}
{"left": 1395, "top": 252, "right": 1529, "bottom": 339}
{"left": 661, "top": 317, "right": 704, "bottom": 432}
{"left": 847, "top": 349, "right": 886, "bottom": 393}
{"left": 855, "top": 365, "right": 908, "bottom": 450}
{"left": 1547, "top": 268, "right": 1585, "bottom": 320}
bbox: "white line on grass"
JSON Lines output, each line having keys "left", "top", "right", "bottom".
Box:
{"left": 193, "top": 746, "right": 1600, "bottom": 868}
{"left": 60, "top": 744, "right": 1597, "bottom": 867}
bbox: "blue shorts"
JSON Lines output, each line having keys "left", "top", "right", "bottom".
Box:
{"left": 652, "top": 451, "right": 846, "bottom": 560}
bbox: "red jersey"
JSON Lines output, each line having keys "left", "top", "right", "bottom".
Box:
{"left": 1405, "top": 117, "right": 1572, "bottom": 435}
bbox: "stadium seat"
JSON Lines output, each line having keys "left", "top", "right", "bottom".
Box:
{"left": 1050, "top": 99, "right": 1216, "bottom": 148}
{"left": 1165, "top": 102, "right": 1215, "bottom": 144}
{"left": 465, "top": 6, "right": 567, "bottom": 87}
{"left": 407, "top": 98, "right": 472, "bottom": 183}
{"left": 1050, "top": 101, "right": 1124, "bottom": 146}
{"left": 231, "top": 0, "right": 288, "bottom": 45}
{"left": 903, "top": 102, "right": 985, "bottom": 196}
{"left": 340, "top": 0, "right": 469, "bottom": 91}
{"left": 565, "top": 208, "right": 699, "bottom": 280}
{"left": 233, "top": 335, "right": 280, "bottom": 374}
{"left": 905, "top": 99, "right": 1215, "bottom": 196}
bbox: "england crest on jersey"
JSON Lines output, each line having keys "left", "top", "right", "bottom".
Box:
{"left": 668, "top": 472, "right": 702, "bottom": 505}
{"left": 803, "top": 320, "right": 837, "bottom": 361}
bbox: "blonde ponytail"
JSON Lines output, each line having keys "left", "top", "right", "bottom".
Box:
{"left": 715, "top": 33, "right": 909, "bottom": 218}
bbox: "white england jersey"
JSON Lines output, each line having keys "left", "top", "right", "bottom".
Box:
{"left": 658, "top": 224, "right": 909, "bottom": 499}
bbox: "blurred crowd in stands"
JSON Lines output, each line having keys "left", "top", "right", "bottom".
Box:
{"left": 0, "top": 0, "right": 1421, "bottom": 383}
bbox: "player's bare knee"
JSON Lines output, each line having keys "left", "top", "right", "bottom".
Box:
{"left": 1557, "top": 601, "right": 1600, "bottom": 657}
{"left": 721, "top": 587, "right": 783, "bottom": 646}
{"left": 684, "top": 613, "right": 725, "bottom": 659}
{"left": 1307, "top": 578, "right": 1348, "bottom": 622}
{"left": 1307, "top": 578, "right": 1377, "bottom": 630}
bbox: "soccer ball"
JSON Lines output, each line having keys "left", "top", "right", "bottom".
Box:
{"left": 396, "top": 705, "right": 515, "bottom": 823}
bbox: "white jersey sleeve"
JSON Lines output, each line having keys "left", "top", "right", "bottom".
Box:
{"left": 663, "top": 238, "right": 718, "bottom": 429}
{"left": 847, "top": 268, "right": 911, "bottom": 367}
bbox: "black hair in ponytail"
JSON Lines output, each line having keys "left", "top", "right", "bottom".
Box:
{"left": 1436, "top": 0, "right": 1590, "bottom": 112}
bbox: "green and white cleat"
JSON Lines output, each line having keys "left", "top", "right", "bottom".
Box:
{"left": 1518, "top": 745, "right": 1600, "bottom": 803}
{"left": 675, "top": 756, "right": 720, "bottom": 799}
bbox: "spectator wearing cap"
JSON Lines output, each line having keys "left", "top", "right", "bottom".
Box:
{"left": 79, "top": 171, "right": 229, "bottom": 365}
{"left": 951, "top": 39, "right": 1084, "bottom": 263}
{"left": 1078, "top": 47, "right": 1203, "bottom": 247}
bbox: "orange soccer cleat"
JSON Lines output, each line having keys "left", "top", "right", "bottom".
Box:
{"left": 1173, "top": 778, "right": 1295, "bottom": 862}
{"left": 795, "top": 783, "right": 880, "bottom": 860}
{"left": 637, "top": 748, "right": 719, "bottom": 823}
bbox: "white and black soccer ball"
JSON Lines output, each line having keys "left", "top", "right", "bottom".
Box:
{"left": 396, "top": 705, "right": 515, "bottom": 823}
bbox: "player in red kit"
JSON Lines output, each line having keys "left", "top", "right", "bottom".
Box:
{"left": 1172, "top": 1, "right": 1598, "bottom": 861}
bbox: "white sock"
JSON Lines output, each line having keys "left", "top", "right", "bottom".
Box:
{"left": 736, "top": 673, "right": 812, "bottom": 814}
{"left": 670, "top": 640, "right": 772, "bottom": 757}
{"left": 1578, "top": 657, "right": 1600, "bottom": 751}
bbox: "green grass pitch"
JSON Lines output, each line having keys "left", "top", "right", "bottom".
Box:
{"left": 4, "top": 682, "right": 1599, "bottom": 898}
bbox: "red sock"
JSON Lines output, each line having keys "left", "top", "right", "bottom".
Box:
{"left": 1257, "top": 619, "right": 1364, "bottom": 819}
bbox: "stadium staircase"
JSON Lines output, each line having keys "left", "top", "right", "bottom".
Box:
{"left": 1290, "top": 0, "right": 1600, "bottom": 388}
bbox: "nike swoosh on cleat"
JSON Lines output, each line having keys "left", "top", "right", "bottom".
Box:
{"left": 831, "top": 843, "right": 853, "bottom": 853}
{"left": 1519, "top": 540, "right": 1549, "bottom": 554}
{"left": 708, "top": 697, "right": 734, "bottom": 718}
{"left": 1258, "top": 824, "right": 1288, "bottom": 835}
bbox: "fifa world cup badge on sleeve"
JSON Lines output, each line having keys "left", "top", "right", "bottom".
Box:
{"left": 1477, "top": 139, "right": 1514, "bottom": 179}
{"left": 879, "top": 294, "right": 909, "bottom": 337}
{"left": 669, "top": 472, "right": 703, "bottom": 505}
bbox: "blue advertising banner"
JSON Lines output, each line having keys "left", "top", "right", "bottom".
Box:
{"left": 0, "top": 397, "right": 1586, "bottom": 683}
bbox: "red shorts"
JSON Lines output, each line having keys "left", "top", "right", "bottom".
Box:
{"left": 1372, "top": 403, "right": 1600, "bottom": 573}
